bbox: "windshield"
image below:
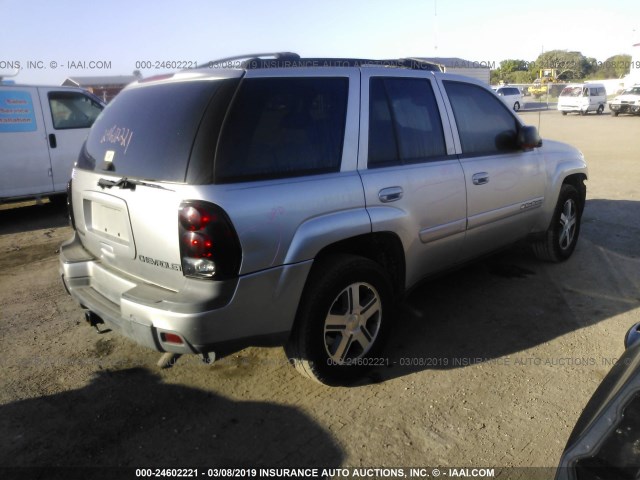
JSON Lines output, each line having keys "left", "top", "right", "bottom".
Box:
{"left": 560, "top": 87, "right": 582, "bottom": 97}
{"left": 623, "top": 87, "right": 640, "bottom": 95}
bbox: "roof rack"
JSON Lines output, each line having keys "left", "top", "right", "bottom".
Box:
{"left": 196, "top": 53, "right": 443, "bottom": 72}
{"left": 197, "top": 52, "right": 301, "bottom": 69}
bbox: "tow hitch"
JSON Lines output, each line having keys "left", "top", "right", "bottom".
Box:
{"left": 84, "top": 310, "right": 105, "bottom": 333}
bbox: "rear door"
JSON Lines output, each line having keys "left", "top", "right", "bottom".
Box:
{"left": 0, "top": 87, "right": 53, "bottom": 198}
{"left": 37, "top": 87, "right": 104, "bottom": 192}
{"left": 438, "top": 78, "right": 545, "bottom": 261}
{"left": 358, "top": 69, "right": 467, "bottom": 287}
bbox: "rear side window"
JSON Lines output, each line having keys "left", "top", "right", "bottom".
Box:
{"left": 215, "top": 77, "right": 348, "bottom": 183}
{"left": 368, "top": 77, "right": 447, "bottom": 167}
{"left": 80, "top": 80, "right": 229, "bottom": 182}
{"left": 443, "top": 81, "right": 518, "bottom": 156}
{"left": 48, "top": 91, "right": 103, "bottom": 129}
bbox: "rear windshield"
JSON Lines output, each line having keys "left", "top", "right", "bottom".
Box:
{"left": 78, "top": 80, "right": 228, "bottom": 182}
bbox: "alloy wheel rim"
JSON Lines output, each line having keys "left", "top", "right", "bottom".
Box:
{"left": 559, "top": 199, "right": 577, "bottom": 250}
{"left": 323, "top": 282, "right": 382, "bottom": 364}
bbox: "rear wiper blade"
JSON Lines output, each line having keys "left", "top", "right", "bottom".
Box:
{"left": 97, "top": 177, "right": 172, "bottom": 191}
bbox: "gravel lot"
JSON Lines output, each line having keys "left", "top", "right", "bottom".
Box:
{"left": 1, "top": 109, "right": 638, "bottom": 479}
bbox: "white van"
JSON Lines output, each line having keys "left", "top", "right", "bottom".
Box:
{"left": 557, "top": 83, "right": 607, "bottom": 115}
{"left": 0, "top": 85, "right": 104, "bottom": 202}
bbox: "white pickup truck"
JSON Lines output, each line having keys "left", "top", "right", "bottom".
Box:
{"left": 0, "top": 84, "right": 104, "bottom": 203}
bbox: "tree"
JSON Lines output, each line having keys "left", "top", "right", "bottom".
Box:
{"left": 499, "top": 59, "right": 528, "bottom": 74}
{"left": 491, "top": 59, "right": 535, "bottom": 85}
{"left": 532, "top": 50, "right": 590, "bottom": 80}
{"left": 587, "top": 54, "right": 632, "bottom": 79}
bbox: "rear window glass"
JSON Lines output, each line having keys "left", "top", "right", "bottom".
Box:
{"left": 214, "top": 77, "right": 348, "bottom": 183}
{"left": 79, "top": 80, "right": 227, "bottom": 182}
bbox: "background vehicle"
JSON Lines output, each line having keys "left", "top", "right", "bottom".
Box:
{"left": 558, "top": 83, "right": 607, "bottom": 115}
{"left": 556, "top": 323, "right": 640, "bottom": 479}
{"left": 492, "top": 85, "right": 523, "bottom": 111}
{"left": 529, "top": 68, "right": 558, "bottom": 98}
{"left": 60, "top": 53, "right": 588, "bottom": 385}
{"left": 0, "top": 85, "right": 104, "bottom": 203}
{"left": 609, "top": 85, "right": 640, "bottom": 116}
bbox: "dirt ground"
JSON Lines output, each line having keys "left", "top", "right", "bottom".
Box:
{"left": 1, "top": 109, "right": 638, "bottom": 479}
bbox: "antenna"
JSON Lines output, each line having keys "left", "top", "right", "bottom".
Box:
{"left": 537, "top": 45, "right": 543, "bottom": 135}
{"left": 434, "top": 0, "right": 438, "bottom": 52}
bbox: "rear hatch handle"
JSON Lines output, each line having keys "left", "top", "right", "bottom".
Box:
{"left": 97, "top": 177, "right": 173, "bottom": 191}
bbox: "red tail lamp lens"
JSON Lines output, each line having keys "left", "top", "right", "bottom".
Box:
{"left": 161, "top": 333, "right": 183, "bottom": 344}
{"left": 182, "top": 232, "right": 214, "bottom": 258}
{"left": 179, "top": 205, "right": 215, "bottom": 231}
{"left": 178, "top": 201, "right": 242, "bottom": 280}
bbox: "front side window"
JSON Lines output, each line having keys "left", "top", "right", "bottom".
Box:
{"left": 368, "top": 77, "right": 447, "bottom": 168}
{"left": 215, "top": 77, "right": 348, "bottom": 183}
{"left": 48, "top": 92, "right": 103, "bottom": 129}
{"left": 443, "top": 81, "right": 519, "bottom": 156}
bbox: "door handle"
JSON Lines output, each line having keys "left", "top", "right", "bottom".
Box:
{"left": 472, "top": 172, "right": 489, "bottom": 185}
{"left": 378, "top": 186, "right": 403, "bottom": 203}
{"left": 48, "top": 134, "right": 57, "bottom": 149}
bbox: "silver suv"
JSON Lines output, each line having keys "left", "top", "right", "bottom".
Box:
{"left": 60, "top": 53, "right": 588, "bottom": 385}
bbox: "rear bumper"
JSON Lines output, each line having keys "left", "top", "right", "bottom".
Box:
{"left": 59, "top": 232, "right": 311, "bottom": 354}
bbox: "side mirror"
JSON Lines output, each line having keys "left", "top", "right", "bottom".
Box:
{"left": 624, "top": 322, "right": 640, "bottom": 349}
{"left": 518, "top": 125, "right": 542, "bottom": 150}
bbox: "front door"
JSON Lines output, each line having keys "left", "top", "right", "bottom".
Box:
{"left": 438, "top": 79, "right": 546, "bottom": 261}
{"left": 37, "top": 88, "right": 104, "bottom": 192}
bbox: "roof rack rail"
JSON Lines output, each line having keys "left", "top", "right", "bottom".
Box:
{"left": 402, "top": 58, "right": 443, "bottom": 72}
{"left": 195, "top": 54, "right": 442, "bottom": 72}
{"left": 197, "top": 52, "right": 300, "bottom": 69}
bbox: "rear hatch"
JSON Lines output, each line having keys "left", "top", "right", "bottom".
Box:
{"left": 71, "top": 72, "right": 241, "bottom": 292}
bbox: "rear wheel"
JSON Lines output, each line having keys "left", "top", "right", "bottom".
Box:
{"left": 561, "top": 111, "right": 567, "bottom": 116}
{"left": 532, "top": 184, "right": 582, "bottom": 262}
{"left": 612, "top": 111, "right": 619, "bottom": 117}
{"left": 597, "top": 105, "right": 604, "bottom": 115}
{"left": 285, "top": 254, "right": 393, "bottom": 385}
{"left": 580, "top": 109, "right": 588, "bottom": 116}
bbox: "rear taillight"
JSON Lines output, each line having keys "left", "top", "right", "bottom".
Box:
{"left": 178, "top": 200, "right": 241, "bottom": 279}
{"left": 67, "top": 179, "right": 76, "bottom": 230}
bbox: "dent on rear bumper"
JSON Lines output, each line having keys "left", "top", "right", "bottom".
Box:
{"left": 59, "top": 232, "right": 312, "bottom": 354}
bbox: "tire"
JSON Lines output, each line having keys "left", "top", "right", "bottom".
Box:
{"left": 561, "top": 111, "right": 567, "bottom": 116}
{"left": 285, "top": 254, "right": 393, "bottom": 385}
{"left": 513, "top": 102, "right": 520, "bottom": 112}
{"left": 597, "top": 105, "right": 604, "bottom": 115}
{"left": 613, "top": 111, "right": 619, "bottom": 117}
{"left": 580, "top": 109, "right": 588, "bottom": 116}
{"left": 48, "top": 194, "right": 68, "bottom": 207}
{"left": 532, "top": 184, "right": 582, "bottom": 262}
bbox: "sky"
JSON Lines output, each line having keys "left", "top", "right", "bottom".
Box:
{"left": 1, "top": 0, "right": 639, "bottom": 85}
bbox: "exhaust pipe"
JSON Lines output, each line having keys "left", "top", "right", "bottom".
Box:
{"left": 84, "top": 310, "right": 105, "bottom": 333}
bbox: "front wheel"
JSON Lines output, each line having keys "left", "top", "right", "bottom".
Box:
{"left": 285, "top": 254, "right": 393, "bottom": 385}
{"left": 532, "top": 184, "right": 583, "bottom": 262}
{"left": 513, "top": 101, "right": 520, "bottom": 111}
{"left": 597, "top": 105, "right": 604, "bottom": 115}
